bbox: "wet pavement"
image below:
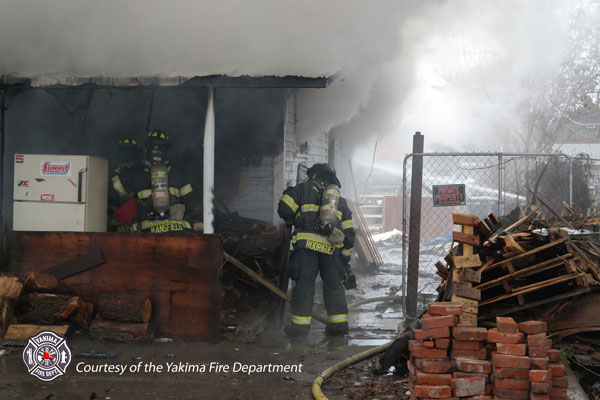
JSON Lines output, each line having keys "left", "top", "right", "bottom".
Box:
{"left": 0, "top": 243, "right": 417, "bottom": 400}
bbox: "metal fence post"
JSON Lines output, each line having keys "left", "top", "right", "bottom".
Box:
{"left": 497, "top": 154, "right": 503, "bottom": 216}
{"left": 406, "top": 132, "right": 424, "bottom": 321}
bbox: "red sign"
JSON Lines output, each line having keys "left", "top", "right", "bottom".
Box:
{"left": 433, "top": 184, "right": 466, "bottom": 207}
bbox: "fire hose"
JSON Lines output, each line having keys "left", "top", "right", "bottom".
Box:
{"left": 223, "top": 253, "right": 402, "bottom": 400}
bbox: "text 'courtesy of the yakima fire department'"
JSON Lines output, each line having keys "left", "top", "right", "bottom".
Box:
{"left": 74, "top": 361, "right": 304, "bottom": 376}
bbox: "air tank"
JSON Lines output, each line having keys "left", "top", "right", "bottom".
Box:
{"left": 150, "top": 162, "right": 169, "bottom": 215}
{"left": 319, "top": 184, "right": 340, "bottom": 227}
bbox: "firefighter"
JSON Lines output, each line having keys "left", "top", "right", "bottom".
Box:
{"left": 108, "top": 138, "right": 142, "bottom": 232}
{"left": 123, "top": 130, "right": 194, "bottom": 233}
{"left": 278, "top": 163, "right": 355, "bottom": 338}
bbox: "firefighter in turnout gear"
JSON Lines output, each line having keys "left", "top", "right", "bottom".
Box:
{"left": 108, "top": 138, "right": 142, "bottom": 232}
{"left": 120, "top": 130, "right": 194, "bottom": 233}
{"left": 278, "top": 163, "right": 355, "bottom": 338}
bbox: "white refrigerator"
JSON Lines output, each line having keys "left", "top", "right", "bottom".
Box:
{"left": 13, "top": 154, "right": 108, "bottom": 232}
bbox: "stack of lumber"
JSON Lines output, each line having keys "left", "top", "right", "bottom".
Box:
{"left": 435, "top": 210, "right": 600, "bottom": 328}
{"left": 1, "top": 272, "right": 94, "bottom": 341}
{"left": 89, "top": 294, "right": 153, "bottom": 343}
{"left": 348, "top": 199, "right": 384, "bottom": 268}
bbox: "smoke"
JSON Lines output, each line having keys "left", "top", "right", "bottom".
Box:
{"left": 0, "top": 0, "right": 592, "bottom": 160}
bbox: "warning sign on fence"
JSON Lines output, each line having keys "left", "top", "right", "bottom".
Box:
{"left": 432, "top": 184, "right": 466, "bottom": 207}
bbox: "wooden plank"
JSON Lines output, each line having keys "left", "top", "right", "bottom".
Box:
{"left": 451, "top": 295, "right": 478, "bottom": 314}
{"left": 454, "top": 284, "right": 481, "bottom": 301}
{"left": 478, "top": 219, "right": 493, "bottom": 238}
{"left": 89, "top": 317, "right": 152, "bottom": 343}
{"left": 485, "top": 204, "right": 541, "bottom": 245}
{"left": 488, "top": 213, "right": 500, "bottom": 226}
{"left": 461, "top": 312, "right": 478, "bottom": 327}
{"left": 42, "top": 248, "right": 105, "bottom": 280}
{"left": 452, "top": 254, "right": 482, "bottom": 269}
{"left": 4, "top": 324, "right": 69, "bottom": 340}
{"left": 485, "top": 238, "right": 567, "bottom": 271}
{"left": 478, "top": 287, "right": 590, "bottom": 321}
{"left": 504, "top": 262, "right": 525, "bottom": 305}
{"left": 0, "top": 275, "right": 24, "bottom": 336}
{"left": 452, "top": 231, "right": 480, "bottom": 247}
{"left": 453, "top": 268, "right": 481, "bottom": 284}
{"left": 479, "top": 273, "right": 585, "bottom": 306}
{"left": 502, "top": 235, "right": 526, "bottom": 258}
{"left": 435, "top": 262, "right": 449, "bottom": 279}
{"left": 475, "top": 254, "right": 573, "bottom": 290}
{"left": 452, "top": 214, "right": 479, "bottom": 226}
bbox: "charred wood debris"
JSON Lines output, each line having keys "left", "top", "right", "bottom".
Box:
{"left": 381, "top": 193, "right": 600, "bottom": 396}
{"left": 0, "top": 268, "right": 153, "bottom": 343}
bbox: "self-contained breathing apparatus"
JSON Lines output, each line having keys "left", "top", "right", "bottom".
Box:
{"left": 314, "top": 179, "right": 357, "bottom": 290}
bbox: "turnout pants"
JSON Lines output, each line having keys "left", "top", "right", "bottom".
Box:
{"left": 288, "top": 249, "right": 348, "bottom": 336}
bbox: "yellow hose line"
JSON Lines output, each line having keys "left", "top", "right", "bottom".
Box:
{"left": 312, "top": 341, "right": 393, "bottom": 400}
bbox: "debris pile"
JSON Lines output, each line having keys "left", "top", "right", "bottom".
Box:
{"left": 407, "top": 302, "right": 570, "bottom": 399}
{"left": 435, "top": 210, "right": 600, "bottom": 327}
{"left": 0, "top": 272, "right": 93, "bottom": 341}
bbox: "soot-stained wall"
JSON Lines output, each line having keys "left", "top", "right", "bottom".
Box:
{"left": 1, "top": 86, "right": 287, "bottom": 229}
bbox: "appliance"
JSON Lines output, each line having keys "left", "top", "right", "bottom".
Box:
{"left": 13, "top": 154, "right": 108, "bottom": 232}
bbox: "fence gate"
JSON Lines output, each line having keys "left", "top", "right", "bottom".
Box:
{"left": 401, "top": 152, "right": 572, "bottom": 317}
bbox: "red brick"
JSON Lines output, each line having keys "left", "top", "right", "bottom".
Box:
{"left": 549, "top": 387, "right": 567, "bottom": 398}
{"left": 527, "top": 335, "right": 548, "bottom": 347}
{"left": 547, "top": 349, "right": 560, "bottom": 363}
{"left": 416, "top": 359, "right": 456, "bottom": 373}
{"left": 518, "top": 320, "right": 547, "bottom": 335}
{"left": 422, "top": 314, "right": 459, "bottom": 329}
{"left": 496, "top": 343, "right": 527, "bottom": 356}
{"left": 452, "top": 348, "right": 488, "bottom": 360}
{"left": 496, "top": 317, "right": 518, "bottom": 333}
{"left": 458, "top": 321, "right": 473, "bottom": 327}
{"left": 487, "top": 328, "right": 524, "bottom": 344}
{"left": 494, "top": 378, "right": 530, "bottom": 390}
{"left": 552, "top": 376, "right": 568, "bottom": 388}
{"left": 529, "top": 369, "right": 552, "bottom": 382}
{"left": 529, "top": 394, "right": 550, "bottom": 400}
{"left": 414, "top": 384, "right": 452, "bottom": 398}
{"left": 428, "top": 302, "right": 464, "bottom": 316}
{"left": 416, "top": 371, "right": 452, "bottom": 386}
{"left": 485, "top": 383, "right": 492, "bottom": 394}
{"left": 531, "top": 382, "right": 552, "bottom": 394}
{"left": 435, "top": 338, "right": 450, "bottom": 349}
{"left": 453, "top": 339, "right": 484, "bottom": 350}
{"left": 492, "top": 352, "right": 531, "bottom": 369}
{"left": 453, "top": 327, "right": 487, "bottom": 341}
{"left": 493, "top": 367, "right": 530, "bottom": 380}
{"left": 415, "top": 327, "right": 451, "bottom": 340}
{"left": 455, "top": 358, "right": 492, "bottom": 374}
{"left": 549, "top": 363, "right": 565, "bottom": 377}
{"left": 493, "top": 388, "right": 530, "bottom": 399}
{"left": 423, "top": 340, "right": 435, "bottom": 348}
{"left": 412, "top": 347, "right": 448, "bottom": 359}
{"left": 453, "top": 371, "right": 489, "bottom": 382}
{"left": 409, "top": 340, "right": 424, "bottom": 352}
{"left": 544, "top": 339, "right": 553, "bottom": 348}
{"left": 464, "top": 396, "right": 492, "bottom": 400}
{"left": 529, "top": 347, "right": 548, "bottom": 357}
{"left": 451, "top": 377, "right": 486, "bottom": 397}
{"left": 530, "top": 357, "right": 550, "bottom": 370}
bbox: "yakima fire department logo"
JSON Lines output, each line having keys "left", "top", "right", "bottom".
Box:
{"left": 23, "top": 331, "right": 71, "bottom": 381}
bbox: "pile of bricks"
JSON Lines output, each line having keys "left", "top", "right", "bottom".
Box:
{"left": 407, "top": 302, "right": 570, "bottom": 400}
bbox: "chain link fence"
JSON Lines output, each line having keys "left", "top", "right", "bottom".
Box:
{"left": 401, "top": 153, "right": 573, "bottom": 315}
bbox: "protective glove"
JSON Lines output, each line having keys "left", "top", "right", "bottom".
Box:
{"left": 327, "top": 227, "right": 345, "bottom": 246}
{"left": 112, "top": 197, "right": 138, "bottom": 224}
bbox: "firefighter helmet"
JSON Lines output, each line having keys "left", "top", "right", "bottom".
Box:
{"left": 145, "top": 130, "right": 171, "bottom": 162}
{"left": 307, "top": 163, "right": 341, "bottom": 187}
{"left": 116, "top": 137, "right": 142, "bottom": 165}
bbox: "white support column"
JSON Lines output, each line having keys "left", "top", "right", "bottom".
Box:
{"left": 203, "top": 87, "right": 215, "bottom": 234}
